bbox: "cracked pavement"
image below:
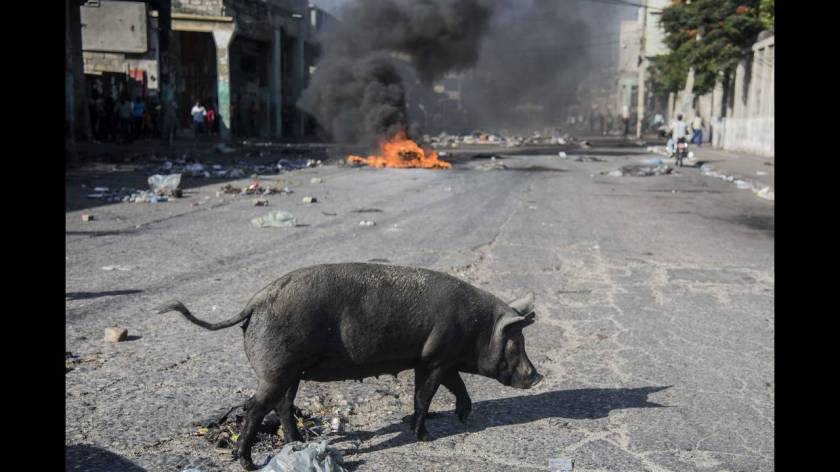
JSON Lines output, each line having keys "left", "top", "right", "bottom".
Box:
{"left": 66, "top": 142, "right": 773, "bottom": 471}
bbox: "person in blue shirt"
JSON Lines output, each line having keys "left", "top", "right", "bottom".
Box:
{"left": 132, "top": 97, "right": 146, "bottom": 139}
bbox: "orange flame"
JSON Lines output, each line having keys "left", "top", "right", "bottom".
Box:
{"left": 347, "top": 132, "right": 451, "bottom": 169}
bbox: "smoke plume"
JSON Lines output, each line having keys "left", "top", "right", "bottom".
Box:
{"left": 453, "top": 0, "right": 635, "bottom": 132}
{"left": 299, "top": 0, "right": 492, "bottom": 143}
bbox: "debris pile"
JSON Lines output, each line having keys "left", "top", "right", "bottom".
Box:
{"left": 700, "top": 164, "right": 774, "bottom": 200}
{"left": 190, "top": 398, "right": 351, "bottom": 462}
{"left": 427, "top": 130, "right": 577, "bottom": 149}
{"left": 603, "top": 163, "right": 673, "bottom": 177}
{"left": 149, "top": 156, "right": 320, "bottom": 179}
{"left": 258, "top": 440, "right": 346, "bottom": 472}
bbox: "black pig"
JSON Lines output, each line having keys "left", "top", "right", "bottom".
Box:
{"left": 159, "top": 263, "right": 542, "bottom": 470}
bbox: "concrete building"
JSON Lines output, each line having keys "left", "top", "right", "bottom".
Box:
{"left": 77, "top": 0, "right": 335, "bottom": 141}
{"left": 616, "top": 20, "right": 640, "bottom": 118}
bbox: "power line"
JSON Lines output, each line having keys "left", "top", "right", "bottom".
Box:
{"left": 570, "top": 0, "right": 665, "bottom": 12}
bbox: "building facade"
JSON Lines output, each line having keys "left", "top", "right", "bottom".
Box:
{"left": 79, "top": 0, "right": 335, "bottom": 141}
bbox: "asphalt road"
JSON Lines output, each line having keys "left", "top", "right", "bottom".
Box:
{"left": 66, "top": 141, "right": 774, "bottom": 472}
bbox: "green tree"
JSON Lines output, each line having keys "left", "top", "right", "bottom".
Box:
{"left": 653, "top": 0, "right": 766, "bottom": 96}
{"left": 759, "top": 0, "right": 774, "bottom": 31}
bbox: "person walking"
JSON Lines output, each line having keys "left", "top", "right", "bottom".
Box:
{"left": 691, "top": 114, "right": 704, "bottom": 146}
{"left": 191, "top": 100, "right": 206, "bottom": 138}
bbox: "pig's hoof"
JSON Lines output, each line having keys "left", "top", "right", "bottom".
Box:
{"left": 415, "top": 429, "right": 434, "bottom": 442}
{"left": 239, "top": 456, "right": 259, "bottom": 471}
{"left": 456, "top": 401, "right": 472, "bottom": 424}
{"left": 285, "top": 428, "right": 304, "bottom": 443}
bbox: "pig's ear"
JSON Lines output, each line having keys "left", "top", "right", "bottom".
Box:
{"left": 498, "top": 312, "right": 536, "bottom": 333}
{"left": 508, "top": 292, "right": 535, "bottom": 316}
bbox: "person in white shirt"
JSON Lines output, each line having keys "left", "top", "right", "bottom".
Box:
{"left": 690, "top": 114, "right": 704, "bottom": 146}
{"left": 667, "top": 114, "right": 689, "bottom": 156}
{"left": 191, "top": 101, "right": 206, "bottom": 138}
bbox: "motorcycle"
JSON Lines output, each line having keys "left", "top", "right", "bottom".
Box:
{"left": 674, "top": 137, "right": 688, "bottom": 167}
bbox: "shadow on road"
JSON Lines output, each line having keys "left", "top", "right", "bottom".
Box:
{"left": 347, "top": 386, "right": 670, "bottom": 455}
{"left": 66, "top": 444, "right": 147, "bottom": 472}
{"left": 66, "top": 290, "right": 143, "bottom": 301}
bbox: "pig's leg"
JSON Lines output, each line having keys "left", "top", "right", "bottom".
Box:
{"left": 412, "top": 366, "right": 445, "bottom": 441}
{"left": 274, "top": 378, "right": 303, "bottom": 443}
{"left": 442, "top": 370, "right": 472, "bottom": 424}
{"left": 238, "top": 381, "right": 286, "bottom": 471}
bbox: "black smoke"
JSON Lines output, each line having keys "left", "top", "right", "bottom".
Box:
{"left": 299, "top": 0, "right": 492, "bottom": 144}
{"left": 453, "top": 0, "right": 633, "bottom": 133}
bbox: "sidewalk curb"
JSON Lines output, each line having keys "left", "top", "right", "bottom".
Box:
{"left": 646, "top": 146, "right": 774, "bottom": 201}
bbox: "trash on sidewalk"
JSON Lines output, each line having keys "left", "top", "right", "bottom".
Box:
{"left": 310, "top": 177, "right": 324, "bottom": 184}
{"left": 557, "top": 152, "right": 567, "bottom": 158}
{"left": 756, "top": 187, "right": 775, "bottom": 201}
{"left": 104, "top": 327, "right": 128, "bottom": 343}
{"left": 81, "top": 214, "right": 94, "bottom": 222}
{"left": 302, "top": 196, "right": 317, "bottom": 204}
{"left": 277, "top": 159, "right": 321, "bottom": 171}
{"left": 245, "top": 177, "right": 264, "bottom": 195}
{"left": 148, "top": 174, "right": 183, "bottom": 198}
{"left": 185, "top": 163, "right": 207, "bottom": 176}
{"left": 253, "top": 198, "right": 270, "bottom": 207}
{"left": 735, "top": 180, "right": 752, "bottom": 190}
{"left": 575, "top": 156, "right": 606, "bottom": 162}
{"left": 220, "top": 184, "right": 241, "bottom": 194}
{"left": 257, "top": 440, "right": 346, "bottom": 472}
{"left": 359, "top": 220, "right": 376, "bottom": 227}
{"left": 329, "top": 417, "right": 342, "bottom": 433}
{"left": 252, "top": 211, "right": 297, "bottom": 228}
{"left": 214, "top": 143, "right": 236, "bottom": 154}
{"left": 756, "top": 171, "right": 768, "bottom": 176}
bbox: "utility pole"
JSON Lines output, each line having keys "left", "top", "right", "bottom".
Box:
{"left": 635, "top": 0, "right": 647, "bottom": 139}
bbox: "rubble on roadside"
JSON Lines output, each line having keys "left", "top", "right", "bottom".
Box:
{"left": 147, "top": 156, "right": 320, "bottom": 179}
{"left": 427, "top": 130, "right": 580, "bottom": 149}
{"left": 104, "top": 327, "right": 128, "bottom": 343}
{"left": 189, "top": 396, "right": 352, "bottom": 462}
{"left": 700, "top": 164, "right": 774, "bottom": 201}
{"left": 603, "top": 163, "right": 673, "bottom": 177}
{"left": 574, "top": 156, "right": 606, "bottom": 162}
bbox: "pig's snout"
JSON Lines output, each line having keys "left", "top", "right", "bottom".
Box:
{"left": 510, "top": 366, "right": 543, "bottom": 389}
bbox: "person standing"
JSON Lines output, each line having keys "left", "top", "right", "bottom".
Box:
{"left": 191, "top": 100, "right": 206, "bottom": 138}
{"left": 117, "top": 96, "right": 133, "bottom": 144}
{"left": 161, "top": 99, "right": 178, "bottom": 146}
{"left": 205, "top": 101, "right": 217, "bottom": 137}
{"left": 691, "top": 114, "right": 704, "bottom": 146}
{"left": 131, "top": 96, "right": 146, "bottom": 139}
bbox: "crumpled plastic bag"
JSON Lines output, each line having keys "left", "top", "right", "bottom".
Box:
{"left": 259, "top": 440, "right": 346, "bottom": 472}
{"left": 148, "top": 174, "right": 181, "bottom": 195}
{"left": 252, "top": 211, "right": 297, "bottom": 228}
